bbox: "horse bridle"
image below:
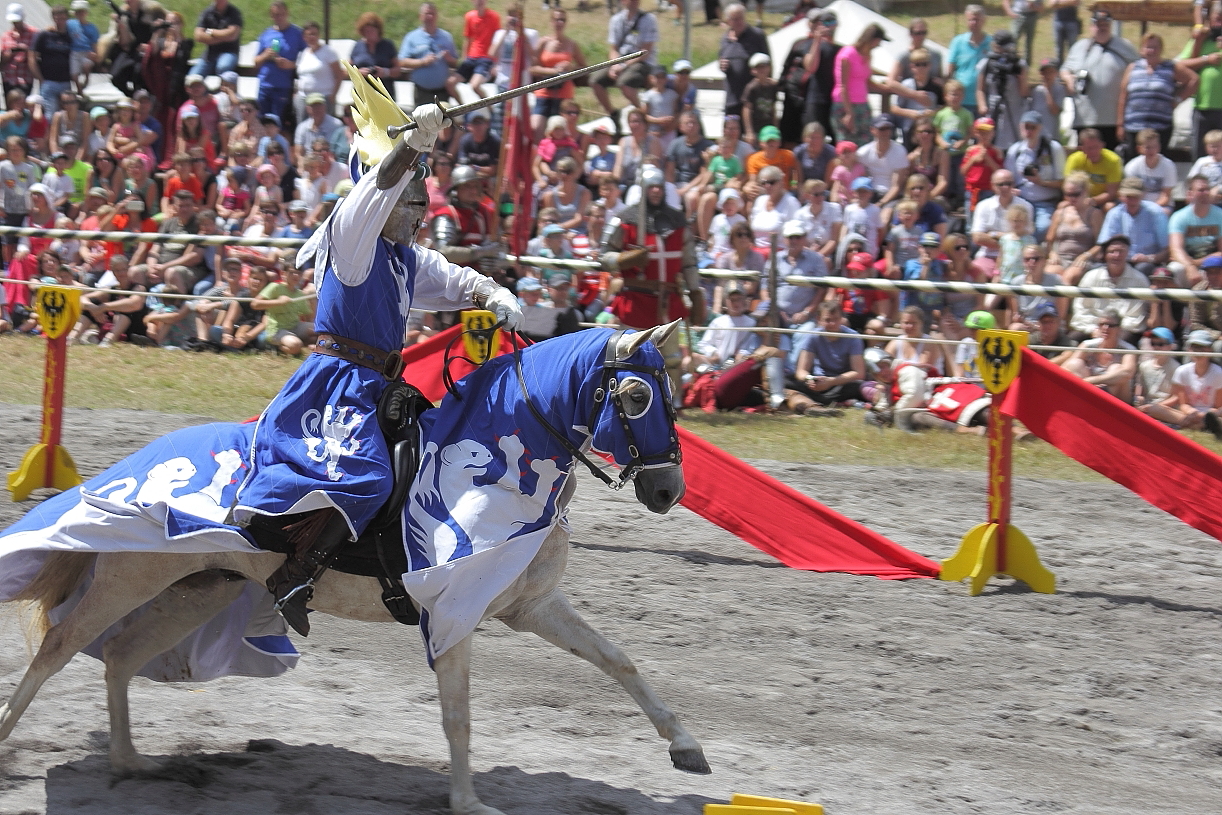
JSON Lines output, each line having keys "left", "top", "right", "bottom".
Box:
{"left": 444, "top": 324, "right": 680, "bottom": 490}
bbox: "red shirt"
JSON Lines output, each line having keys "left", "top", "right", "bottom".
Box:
{"left": 962, "top": 144, "right": 1004, "bottom": 194}
{"left": 463, "top": 9, "right": 501, "bottom": 59}
{"left": 1, "top": 26, "right": 36, "bottom": 88}
{"left": 165, "top": 174, "right": 205, "bottom": 203}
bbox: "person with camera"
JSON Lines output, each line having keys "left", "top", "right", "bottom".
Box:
{"left": 1005, "top": 110, "right": 1065, "bottom": 240}
{"left": 1061, "top": 8, "right": 1138, "bottom": 151}
{"left": 975, "top": 30, "right": 1028, "bottom": 152}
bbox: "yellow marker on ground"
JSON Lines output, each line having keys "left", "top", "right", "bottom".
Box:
{"left": 704, "top": 806, "right": 797, "bottom": 815}
{"left": 730, "top": 793, "right": 824, "bottom": 814}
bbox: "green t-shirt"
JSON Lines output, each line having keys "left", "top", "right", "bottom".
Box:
{"left": 1181, "top": 39, "right": 1222, "bottom": 110}
{"left": 933, "top": 106, "right": 972, "bottom": 154}
{"left": 258, "top": 282, "right": 312, "bottom": 335}
{"left": 707, "top": 154, "right": 743, "bottom": 190}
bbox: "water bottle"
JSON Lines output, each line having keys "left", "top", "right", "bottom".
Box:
{"left": 271, "top": 38, "right": 281, "bottom": 54}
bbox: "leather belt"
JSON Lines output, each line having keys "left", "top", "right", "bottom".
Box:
{"left": 312, "top": 332, "right": 405, "bottom": 380}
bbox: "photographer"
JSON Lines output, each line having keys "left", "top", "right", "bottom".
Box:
{"left": 975, "top": 30, "right": 1028, "bottom": 151}
{"left": 108, "top": 0, "right": 168, "bottom": 97}
{"left": 1061, "top": 9, "right": 1138, "bottom": 150}
{"left": 1005, "top": 111, "right": 1065, "bottom": 240}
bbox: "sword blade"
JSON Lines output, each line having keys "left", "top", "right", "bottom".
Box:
{"left": 386, "top": 50, "right": 647, "bottom": 138}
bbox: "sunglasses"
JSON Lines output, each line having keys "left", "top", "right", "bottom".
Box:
{"left": 911, "top": 61, "right": 929, "bottom": 67}
{"left": 911, "top": 28, "right": 928, "bottom": 35}
{"left": 1151, "top": 340, "right": 1171, "bottom": 347}
{"left": 1098, "top": 322, "right": 1119, "bottom": 328}
{"left": 762, "top": 180, "right": 778, "bottom": 186}
{"left": 1064, "top": 190, "right": 1082, "bottom": 197}
{"left": 995, "top": 181, "right": 1013, "bottom": 187}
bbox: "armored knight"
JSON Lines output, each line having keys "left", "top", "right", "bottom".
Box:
{"left": 233, "top": 65, "right": 522, "bottom": 636}
{"left": 430, "top": 164, "right": 500, "bottom": 272}
{"left": 601, "top": 165, "right": 705, "bottom": 395}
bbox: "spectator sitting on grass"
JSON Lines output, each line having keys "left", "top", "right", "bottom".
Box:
{"left": 1136, "top": 326, "right": 1180, "bottom": 405}
{"left": 250, "top": 263, "right": 313, "bottom": 356}
{"left": 1026, "top": 303, "right": 1075, "bottom": 364}
{"left": 1139, "top": 330, "right": 1222, "bottom": 438}
{"left": 219, "top": 263, "right": 268, "bottom": 351}
{"left": 1061, "top": 309, "right": 1138, "bottom": 402}
{"left": 789, "top": 300, "right": 868, "bottom": 411}
{"left": 692, "top": 285, "right": 759, "bottom": 371}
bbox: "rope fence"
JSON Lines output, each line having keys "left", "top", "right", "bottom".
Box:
{"left": 6, "top": 224, "right": 1221, "bottom": 303}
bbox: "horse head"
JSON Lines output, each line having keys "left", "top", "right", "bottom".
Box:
{"left": 592, "top": 321, "right": 685, "bottom": 514}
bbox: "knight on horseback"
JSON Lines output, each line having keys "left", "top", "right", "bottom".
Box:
{"left": 233, "top": 65, "right": 522, "bottom": 637}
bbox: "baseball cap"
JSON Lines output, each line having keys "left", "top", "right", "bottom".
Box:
{"left": 1187, "top": 329, "right": 1214, "bottom": 347}
{"left": 184, "top": 74, "right": 205, "bottom": 87}
{"left": 223, "top": 255, "right": 244, "bottom": 268}
{"left": 817, "top": 10, "right": 838, "bottom": 25}
{"left": 70, "top": 0, "right": 90, "bottom": 11}
{"left": 749, "top": 52, "right": 772, "bottom": 68}
{"left": 782, "top": 220, "right": 807, "bottom": 237}
{"left": 547, "top": 273, "right": 571, "bottom": 287}
{"left": 90, "top": 105, "right": 109, "bottom": 119}
{"left": 919, "top": 231, "right": 942, "bottom": 247}
{"left": 115, "top": 97, "right": 136, "bottom": 109}
{"left": 673, "top": 59, "right": 692, "bottom": 73}
{"left": 516, "top": 276, "right": 543, "bottom": 292}
{"left": 1101, "top": 233, "right": 1131, "bottom": 247}
{"left": 172, "top": 188, "right": 196, "bottom": 200}
{"left": 1092, "top": 8, "right": 1113, "bottom": 22}
{"left": 220, "top": 71, "right": 240, "bottom": 85}
{"left": 851, "top": 177, "right": 874, "bottom": 192}
{"left": 1119, "top": 176, "right": 1146, "bottom": 195}
{"left": 593, "top": 121, "right": 613, "bottom": 135}
{"left": 256, "top": 163, "right": 278, "bottom": 177}
{"left": 717, "top": 187, "right": 742, "bottom": 207}
{"left": 466, "top": 109, "right": 490, "bottom": 122}
{"left": 836, "top": 140, "right": 858, "bottom": 155}
{"left": 86, "top": 186, "right": 108, "bottom": 198}
{"left": 1150, "top": 326, "right": 1176, "bottom": 345}
{"left": 49, "top": 151, "right": 68, "bottom": 162}
{"left": 974, "top": 117, "right": 995, "bottom": 130}
{"left": 847, "top": 252, "right": 874, "bottom": 271}
{"left": 1032, "top": 302, "right": 1059, "bottom": 320}
{"left": 871, "top": 115, "right": 893, "bottom": 130}
{"left": 305, "top": 92, "right": 326, "bottom": 105}
{"left": 288, "top": 200, "right": 309, "bottom": 212}
{"left": 759, "top": 125, "right": 781, "bottom": 142}
{"left": 541, "top": 223, "right": 566, "bottom": 237}
{"left": 179, "top": 104, "right": 200, "bottom": 119}
{"left": 6, "top": 3, "right": 22, "bottom": 22}
{"left": 1040, "top": 57, "right": 1061, "bottom": 71}
{"left": 1149, "top": 266, "right": 1176, "bottom": 281}
{"left": 321, "top": 192, "right": 340, "bottom": 203}
{"left": 259, "top": 112, "right": 282, "bottom": 127}
{"left": 993, "top": 30, "right": 1016, "bottom": 47}
{"left": 964, "top": 310, "right": 996, "bottom": 330}
{"left": 27, "top": 183, "right": 51, "bottom": 200}
{"left": 1202, "top": 255, "right": 1222, "bottom": 270}
{"left": 1020, "top": 110, "right": 1042, "bottom": 126}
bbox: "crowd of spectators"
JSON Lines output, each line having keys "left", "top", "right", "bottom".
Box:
{"left": 4, "top": 0, "right": 1222, "bottom": 437}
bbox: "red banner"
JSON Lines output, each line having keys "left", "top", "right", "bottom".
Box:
{"left": 400, "top": 326, "right": 940, "bottom": 578}
{"left": 1000, "top": 348, "right": 1222, "bottom": 543}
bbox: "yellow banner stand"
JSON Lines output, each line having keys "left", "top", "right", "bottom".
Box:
{"left": 940, "top": 330, "right": 1056, "bottom": 595}
{"left": 8, "top": 286, "right": 84, "bottom": 501}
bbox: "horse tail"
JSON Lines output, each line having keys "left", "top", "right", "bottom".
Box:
{"left": 8, "top": 552, "right": 96, "bottom": 647}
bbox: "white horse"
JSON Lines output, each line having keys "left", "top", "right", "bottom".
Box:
{"left": 0, "top": 325, "right": 708, "bottom": 815}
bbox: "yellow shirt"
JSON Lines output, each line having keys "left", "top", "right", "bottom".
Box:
{"left": 1064, "top": 149, "right": 1123, "bottom": 198}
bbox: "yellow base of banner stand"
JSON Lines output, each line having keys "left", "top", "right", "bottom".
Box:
{"left": 941, "top": 522, "right": 1056, "bottom": 596}
{"left": 729, "top": 793, "right": 824, "bottom": 814}
{"left": 8, "top": 443, "right": 82, "bottom": 502}
{"left": 704, "top": 806, "right": 797, "bottom": 815}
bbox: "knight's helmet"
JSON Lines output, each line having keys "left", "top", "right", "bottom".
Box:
{"left": 343, "top": 61, "right": 430, "bottom": 240}
{"left": 449, "top": 164, "right": 481, "bottom": 205}
{"left": 640, "top": 165, "right": 665, "bottom": 193}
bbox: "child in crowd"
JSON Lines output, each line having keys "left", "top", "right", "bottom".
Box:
{"left": 256, "top": 113, "right": 291, "bottom": 161}
{"left": 68, "top": 1, "right": 101, "bottom": 94}
{"left": 900, "top": 231, "right": 946, "bottom": 325}
{"left": 161, "top": 152, "right": 204, "bottom": 211}
{"left": 251, "top": 265, "right": 314, "bottom": 357}
{"left": 842, "top": 178, "right": 881, "bottom": 259}
{"left": 934, "top": 80, "right": 972, "bottom": 155}
{"left": 640, "top": 66, "right": 680, "bottom": 149}
{"left": 829, "top": 141, "right": 865, "bottom": 206}
{"left": 595, "top": 176, "right": 626, "bottom": 220}
{"left": 217, "top": 166, "right": 252, "bottom": 233}
{"left": 709, "top": 188, "right": 748, "bottom": 256}
{"left": 741, "top": 52, "right": 778, "bottom": 145}
{"left": 837, "top": 250, "right": 889, "bottom": 332}
{"left": 584, "top": 124, "right": 619, "bottom": 189}
{"left": 983, "top": 204, "right": 1036, "bottom": 322}
{"left": 695, "top": 136, "right": 745, "bottom": 240}
{"left": 220, "top": 264, "right": 267, "bottom": 351}
{"left": 885, "top": 200, "right": 922, "bottom": 279}
{"left": 253, "top": 164, "right": 285, "bottom": 216}
{"left": 961, "top": 117, "right": 1003, "bottom": 210}
{"left": 1189, "top": 129, "right": 1222, "bottom": 196}
{"left": 1125, "top": 129, "right": 1177, "bottom": 210}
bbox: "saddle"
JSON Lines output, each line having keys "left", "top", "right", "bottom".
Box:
{"left": 244, "top": 381, "right": 433, "bottom": 627}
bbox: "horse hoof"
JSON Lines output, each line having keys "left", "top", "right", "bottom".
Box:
{"left": 670, "top": 746, "right": 712, "bottom": 774}
{"left": 111, "top": 753, "right": 161, "bottom": 775}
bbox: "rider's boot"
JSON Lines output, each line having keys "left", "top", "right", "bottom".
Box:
{"left": 265, "top": 509, "right": 352, "bottom": 637}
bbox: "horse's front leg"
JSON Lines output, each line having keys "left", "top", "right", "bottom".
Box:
{"left": 433, "top": 635, "right": 506, "bottom": 815}
{"left": 101, "top": 570, "right": 248, "bottom": 773}
{"left": 499, "top": 589, "right": 711, "bottom": 774}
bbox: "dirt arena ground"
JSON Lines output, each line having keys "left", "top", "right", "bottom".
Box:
{"left": 0, "top": 405, "right": 1220, "bottom": 815}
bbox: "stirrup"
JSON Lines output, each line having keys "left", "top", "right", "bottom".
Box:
{"left": 273, "top": 578, "right": 314, "bottom": 612}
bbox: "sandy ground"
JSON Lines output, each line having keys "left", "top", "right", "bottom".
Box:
{"left": 1, "top": 405, "right": 1221, "bottom": 815}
